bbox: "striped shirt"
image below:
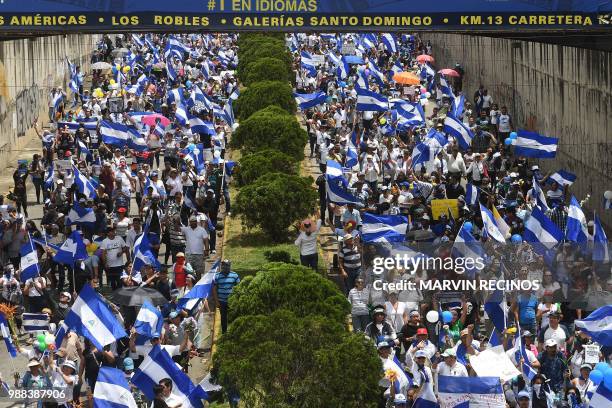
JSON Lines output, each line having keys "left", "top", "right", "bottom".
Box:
{"left": 214, "top": 271, "right": 240, "bottom": 303}
{"left": 339, "top": 243, "right": 362, "bottom": 270}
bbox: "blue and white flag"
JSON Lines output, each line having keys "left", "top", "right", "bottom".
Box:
{"left": 54, "top": 321, "right": 69, "bottom": 349}
{"left": 326, "top": 176, "right": 362, "bottom": 206}
{"left": 420, "top": 63, "right": 435, "bottom": 83}
{"left": 175, "top": 102, "right": 189, "bottom": 126}
{"left": 22, "top": 313, "right": 50, "bottom": 333}
{"left": 189, "top": 116, "right": 215, "bottom": 136}
{"left": 166, "top": 61, "right": 179, "bottom": 82}
{"left": 67, "top": 202, "right": 96, "bottom": 227}
{"left": 356, "top": 89, "right": 388, "bottom": 112}
{"left": 443, "top": 114, "right": 473, "bottom": 150}
{"left": 511, "top": 130, "right": 558, "bottom": 158}
{"left": 44, "top": 165, "right": 54, "bottom": 190}
{"left": 575, "top": 305, "right": 612, "bottom": 346}
{"left": 480, "top": 204, "right": 507, "bottom": 243}
{"left": 326, "top": 160, "right": 349, "bottom": 187}
{"left": 549, "top": 170, "right": 576, "bottom": 186}
{"left": 52, "top": 92, "right": 64, "bottom": 112}
{"left": 355, "top": 69, "right": 369, "bottom": 91}
{"left": 567, "top": 195, "right": 589, "bottom": 243}
{"left": 345, "top": 132, "right": 359, "bottom": 168}
{"left": 368, "top": 60, "right": 385, "bottom": 86}
{"left": 300, "top": 51, "right": 317, "bottom": 77}
{"left": 134, "top": 301, "right": 163, "bottom": 339}
{"left": 393, "top": 102, "right": 425, "bottom": 128}
{"left": 167, "top": 88, "right": 184, "bottom": 105}
{"left": 465, "top": 183, "right": 479, "bottom": 206}
{"left": 128, "top": 132, "right": 148, "bottom": 152}
{"left": 20, "top": 236, "right": 40, "bottom": 282}
{"left": 73, "top": 165, "right": 98, "bottom": 198}
{"left": 450, "top": 94, "right": 465, "bottom": 118}
{"left": 190, "top": 85, "right": 213, "bottom": 110}
{"left": 589, "top": 382, "right": 612, "bottom": 408}
{"left": 153, "top": 122, "right": 166, "bottom": 137}
{"left": 452, "top": 222, "right": 484, "bottom": 277}
{"left": 131, "top": 34, "right": 144, "bottom": 47}
{"left": 133, "top": 232, "right": 161, "bottom": 273}
{"left": 337, "top": 56, "right": 350, "bottom": 80}
{"left": 362, "top": 213, "right": 408, "bottom": 243}
{"left": 228, "top": 86, "right": 240, "bottom": 101}
{"left": 222, "top": 99, "right": 235, "bottom": 127}
{"left": 531, "top": 177, "right": 550, "bottom": 212}
{"left": 411, "top": 142, "right": 433, "bottom": 169}
{"left": 294, "top": 92, "right": 327, "bottom": 110}
{"left": 94, "top": 366, "right": 138, "bottom": 408}
{"left": 514, "top": 324, "right": 538, "bottom": 381}
{"left": 327, "top": 51, "right": 340, "bottom": 67}
{"left": 391, "top": 60, "right": 403, "bottom": 76}
{"left": 0, "top": 314, "right": 17, "bottom": 357}
{"left": 381, "top": 33, "right": 397, "bottom": 53}
{"left": 178, "top": 260, "right": 219, "bottom": 313}
{"left": 65, "top": 284, "right": 127, "bottom": 349}
{"left": 523, "top": 207, "right": 564, "bottom": 255}
{"left": 360, "top": 33, "right": 377, "bottom": 50}
{"left": 484, "top": 288, "right": 507, "bottom": 334}
{"left": 593, "top": 214, "right": 609, "bottom": 263}
{"left": 132, "top": 345, "right": 207, "bottom": 408}
{"left": 53, "top": 230, "right": 88, "bottom": 266}
{"left": 100, "top": 121, "right": 137, "bottom": 147}
{"left": 438, "top": 76, "right": 453, "bottom": 97}
{"left": 438, "top": 376, "right": 505, "bottom": 408}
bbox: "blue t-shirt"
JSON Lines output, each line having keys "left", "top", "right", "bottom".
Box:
{"left": 518, "top": 294, "right": 538, "bottom": 326}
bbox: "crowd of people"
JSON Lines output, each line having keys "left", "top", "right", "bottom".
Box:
{"left": 0, "top": 33, "right": 242, "bottom": 406}
{"left": 291, "top": 32, "right": 611, "bottom": 407}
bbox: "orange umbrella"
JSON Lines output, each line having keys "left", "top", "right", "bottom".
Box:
{"left": 392, "top": 72, "right": 421, "bottom": 85}
{"left": 416, "top": 54, "right": 434, "bottom": 63}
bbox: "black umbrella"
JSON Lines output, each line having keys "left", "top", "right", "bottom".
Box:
{"left": 111, "top": 286, "right": 168, "bottom": 307}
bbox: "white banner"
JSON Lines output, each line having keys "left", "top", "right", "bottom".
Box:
{"left": 469, "top": 345, "right": 521, "bottom": 382}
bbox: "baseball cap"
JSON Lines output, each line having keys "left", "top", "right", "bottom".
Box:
{"left": 372, "top": 306, "right": 385, "bottom": 316}
{"left": 517, "top": 390, "right": 530, "bottom": 400}
{"left": 442, "top": 349, "right": 456, "bottom": 357}
{"left": 62, "top": 360, "right": 76, "bottom": 371}
{"left": 415, "top": 350, "right": 427, "bottom": 358}
{"left": 123, "top": 357, "right": 135, "bottom": 371}
{"left": 521, "top": 330, "right": 533, "bottom": 338}
{"left": 377, "top": 340, "right": 392, "bottom": 349}
{"left": 545, "top": 339, "right": 557, "bottom": 347}
{"left": 416, "top": 328, "right": 428, "bottom": 335}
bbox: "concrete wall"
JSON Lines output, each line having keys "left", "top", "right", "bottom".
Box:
{"left": 428, "top": 34, "right": 612, "bottom": 226}
{"left": 0, "top": 34, "right": 101, "bottom": 165}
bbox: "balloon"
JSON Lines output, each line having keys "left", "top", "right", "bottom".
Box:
{"left": 442, "top": 311, "right": 453, "bottom": 323}
{"left": 425, "top": 310, "right": 439, "bottom": 323}
{"left": 123, "top": 66, "right": 131, "bottom": 73}
{"left": 511, "top": 234, "right": 523, "bottom": 243}
{"left": 213, "top": 150, "right": 221, "bottom": 159}
{"left": 186, "top": 80, "right": 192, "bottom": 89}
{"left": 37, "top": 333, "right": 46, "bottom": 344}
{"left": 505, "top": 138, "right": 513, "bottom": 146}
{"left": 420, "top": 87, "right": 426, "bottom": 94}
{"left": 38, "top": 342, "right": 47, "bottom": 352}
{"left": 509, "top": 131, "right": 518, "bottom": 139}
{"left": 47, "top": 343, "right": 56, "bottom": 351}
{"left": 111, "top": 66, "right": 118, "bottom": 74}
{"left": 604, "top": 369, "right": 612, "bottom": 389}
{"left": 595, "top": 362, "right": 610, "bottom": 372}
{"left": 425, "top": 92, "right": 431, "bottom": 98}
{"left": 463, "top": 222, "right": 473, "bottom": 232}
{"left": 32, "top": 340, "right": 40, "bottom": 350}
{"left": 45, "top": 333, "right": 55, "bottom": 345}
{"left": 604, "top": 190, "right": 612, "bottom": 200}
{"left": 590, "top": 369, "right": 604, "bottom": 385}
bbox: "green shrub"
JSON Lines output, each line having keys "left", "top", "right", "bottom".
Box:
{"left": 236, "top": 149, "right": 297, "bottom": 186}
{"left": 262, "top": 250, "right": 296, "bottom": 264}
{"left": 234, "top": 173, "right": 317, "bottom": 240}
{"left": 241, "top": 57, "right": 292, "bottom": 86}
{"left": 234, "top": 80, "right": 296, "bottom": 120}
{"left": 237, "top": 42, "right": 293, "bottom": 81}
{"left": 231, "top": 106, "right": 307, "bottom": 161}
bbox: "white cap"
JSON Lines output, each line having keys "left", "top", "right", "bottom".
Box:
{"left": 545, "top": 338, "right": 557, "bottom": 347}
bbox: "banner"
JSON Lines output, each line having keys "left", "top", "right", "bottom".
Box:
{"left": 469, "top": 345, "right": 521, "bottom": 382}
{"left": 431, "top": 199, "right": 459, "bottom": 220}
{"left": 0, "top": 0, "right": 610, "bottom": 31}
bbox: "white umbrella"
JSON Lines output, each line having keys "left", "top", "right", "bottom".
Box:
{"left": 90, "top": 61, "right": 112, "bottom": 70}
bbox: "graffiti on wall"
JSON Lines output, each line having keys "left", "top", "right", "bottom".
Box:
{"left": 14, "top": 85, "right": 42, "bottom": 137}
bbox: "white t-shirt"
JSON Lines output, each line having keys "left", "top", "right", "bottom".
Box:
{"left": 294, "top": 220, "right": 322, "bottom": 256}
{"left": 436, "top": 361, "right": 468, "bottom": 377}
{"left": 181, "top": 226, "right": 209, "bottom": 254}
{"left": 101, "top": 236, "right": 127, "bottom": 267}
{"left": 51, "top": 369, "right": 76, "bottom": 403}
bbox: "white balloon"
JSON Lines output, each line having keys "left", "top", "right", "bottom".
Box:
{"left": 604, "top": 190, "right": 612, "bottom": 200}
{"left": 426, "top": 310, "right": 439, "bottom": 323}
{"left": 213, "top": 150, "right": 221, "bottom": 159}
{"left": 425, "top": 92, "right": 431, "bottom": 98}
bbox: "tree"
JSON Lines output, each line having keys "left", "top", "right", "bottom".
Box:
{"left": 228, "top": 262, "right": 350, "bottom": 322}
{"left": 242, "top": 57, "right": 292, "bottom": 86}
{"left": 236, "top": 149, "right": 297, "bottom": 186}
{"left": 234, "top": 173, "right": 317, "bottom": 240}
{"left": 231, "top": 106, "right": 307, "bottom": 161}
{"left": 215, "top": 309, "right": 381, "bottom": 408}
{"left": 234, "top": 81, "right": 296, "bottom": 121}
{"left": 237, "top": 41, "right": 292, "bottom": 81}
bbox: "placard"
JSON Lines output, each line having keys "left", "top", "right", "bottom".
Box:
{"left": 312, "top": 55, "right": 325, "bottom": 66}
{"left": 470, "top": 345, "right": 521, "bottom": 382}
{"left": 55, "top": 160, "right": 72, "bottom": 172}
{"left": 584, "top": 344, "right": 600, "bottom": 364}
{"left": 431, "top": 199, "right": 459, "bottom": 220}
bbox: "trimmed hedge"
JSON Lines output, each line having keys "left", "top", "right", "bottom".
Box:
{"left": 233, "top": 80, "right": 296, "bottom": 121}
{"left": 231, "top": 105, "right": 306, "bottom": 161}
{"left": 236, "top": 149, "right": 297, "bottom": 186}
{"left": 237, "top": 41, "right": 293, "bottom": 81}
{"left": 241, "top": 57, "right": 292, "bottom": 86}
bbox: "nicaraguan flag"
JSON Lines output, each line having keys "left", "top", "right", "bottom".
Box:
{"left": 514, "top": 324, "right": 538, "bottom": 381}
{"left": 94, "top": 366, "right": 138, "bottom": 408}
{"left": 575, "top": 305, "right": 612, "bottom": 346}
{"left": 300, "top": 51, "right": 317, "bottom": 77}
{"left": 523, "top": 207, "right": 564, "bottom": 255}
{"left": 337, "top": 56, "right": 350, "bottom": 80}
{"left": 391, "top": 60, "right": 403, "bottom": 76}
{"left": 411, "top": 142, "right": 433, "bottom": 169}
{"left": 175, "top": 102, "right": 189, "bottom": 126}
{"left": 438, "top": 75, "right": 454, "bottom": 97}
{"left": 126, "top": 111, "right": 154, "bottom": 123}
{"left": 128, "top": 132, "right": 148, "bottom": 152}
{"left": 189, "top": 116, "right": 215, "bottom": 136}
{"left": 326, "top": 160, "right": 348, "bottom": 186}
{"left": 19, "top": 236, "right": 40, "bottom": 282}
{"left": 531, "top": 177, "right": 549, "bottom": 212}
{"left": 480, "top": 203, "right": 507, "bottom": 243}
{"left": 492, "top": 205, "right": 511, "bottom": 239}
{"left": 133, "top": 231, "right": 161, "bottom": 273}
{"left": 549, "top": 170, "right": 576, "bottom": 186}
{"left": 229, "top": 86, "right": 240, "bottom": 101}
{"left": 294, "top": 91, "right": 327, "bottom": 110}
{"left": 100, "top": 121, "right": 137, "bottom": 147}
{"left": 327, "top": 51, "right": 340, "bottom": 67}
{"left": 511, "top": 130, "right": 558, "bottom": 158}
{"left": 381, "top": 33, "right": 397, "bottom": 53}
{"left": 190, "top": 85, "right": 213, "bottom": 110}
{"left": 222, "top": 99, "right": 235, "bottom": 127}
{"left": 54, "top": 321, "right": 68, "bottom": 349}
{"left": 67, "top": 202, "right": 96, "bottom": 227}
{"left": 53, "top": 230, "right": 88, "bottom": 266}
{"left": 65, "top": 284, "right": 127, "bottom": 349}
{"left": 356, "top": 88, "right": 388, "bottom": 112}
{"left": 484, "top": 288, "right": 507, "bottom": 334}
{"left": 345, "top": 131, "right": 359, "bottom": 168}
{"left": 0, "top": 314, "right": 17, "bottom": 357}
{"left": 394, "top": 102, "right": 425, "bottom": 128}
{"left": 362, "top": 213, "right": 408, "bottom": 243}
{"left": 593, "top": 214, "right": 610, "bottom": 263}
{"left": 566, "top": 195, "right": 589, "bottom": 243}
{"left": 450, "top": 94, "right": 465, "bottom": 118}
{"left": 167, "top": 88, "right": 184, "bottom": 105}
{"left": 167, "top": 61, "right": 179, "bottom": 82}
{"left": 153, "top": 122, "right": 166, "bottom": 137}
{"left": 355, "top": 69, "right": 369, "bottom": 91}
{"left": 465, "top": 183, "right": 479, "bottom": 206}
{"left": 589, "top": 382, "right": 612, "bottom": 407}
{"left": 452, "top": 222, "right": 484, "bottom": 276}
{"left": 420, "top": 63, "right": 435, "bottom": 82}
{"left": 134, "top": 301, "right": 163, "bottom": 339}
{"left": 73, "top": 165, "right": 98, "bottom": 198}
{"left": 22, "top": 313, "right": 50, "bottom": 332}
{"left": 360, "top": 33, "right": 377, "bottom": 49}
{"left": 443, "top": 114, "right": 473, "bottom": 150}
{"left": 132, "top": 345, "right": 207, "bottom": 407}
{"left": 52, "top": 92, "right": 64, "bottom": 112}
{"left": 131, "top": 34, "right": 144, "bottom": 47}
{"left": 326, "top": 175, "right": 362, "bottom": 206}
{"left": 368, "top": 60, "right": 385, "bottom": 86}
{"left": 178, "top": 260, "right": 219, "bottom": 313}
{"left": 44, "top": 165, "right": 54, "bottom": 189}
{"left": 438, "top": 375, "right": 505, "bottom": 408}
